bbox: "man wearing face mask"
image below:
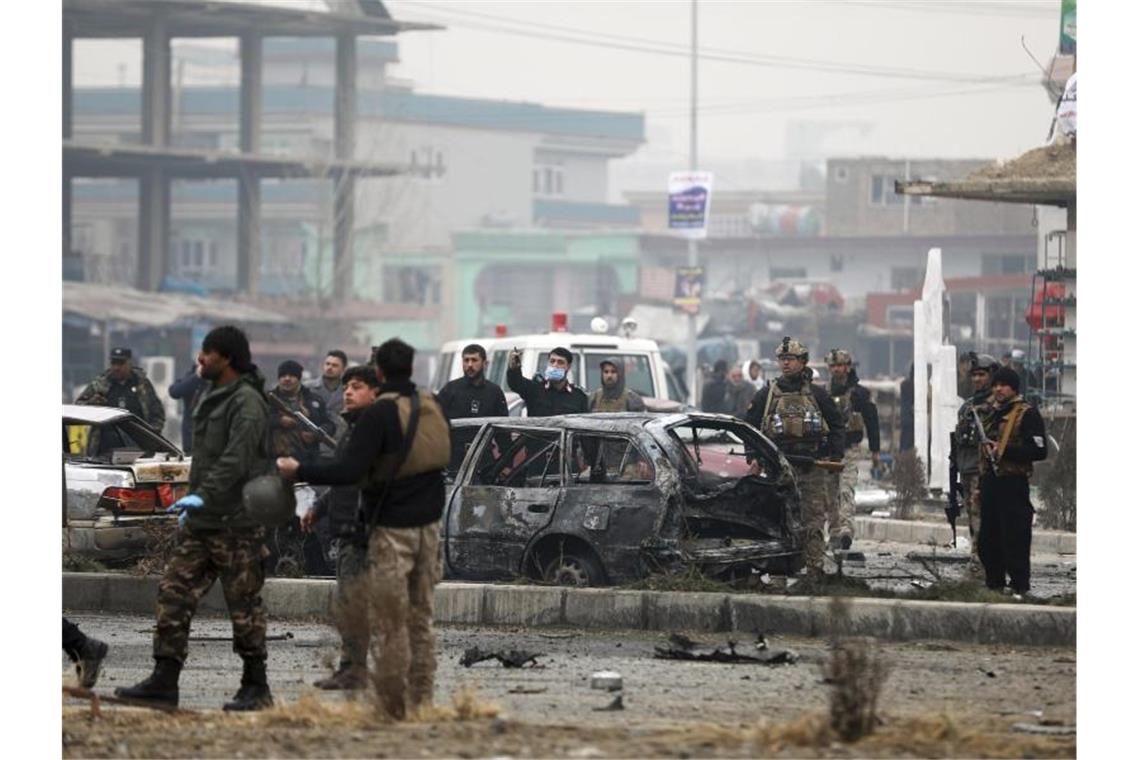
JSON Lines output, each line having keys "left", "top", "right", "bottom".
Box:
{"left": 507, "top": 346, "right": 588, "bottom": 417}
{"left": 436, "top": 343, "right": 509, "bottom": 470}
{"left": 587, "top": 357, "right": 646, "bottom": 412}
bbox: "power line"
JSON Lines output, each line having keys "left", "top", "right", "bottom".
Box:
{"left": 397, "top": 1, "right": 1040, "bottom": 84}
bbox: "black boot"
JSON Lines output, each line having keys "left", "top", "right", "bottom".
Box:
{"left": 76, "top": 636, "right": 109, "bottom": 689}
{"left": 223, "top": 657, "right": 274, "bottom": 712}
{"left": 114, "top": 657, "right": 181, "bottom": 707}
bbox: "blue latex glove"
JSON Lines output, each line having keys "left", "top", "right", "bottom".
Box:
{"left": 167, "top": 494, "right": 204, "bottom": 528}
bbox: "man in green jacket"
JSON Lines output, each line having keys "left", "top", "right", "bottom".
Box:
{"left": 115, "top": 326, "right": 274, "bottom": 711}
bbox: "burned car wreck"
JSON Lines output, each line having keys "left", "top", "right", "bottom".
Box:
{"left": 443, "top": 413, "right": 803, "bottom": 586}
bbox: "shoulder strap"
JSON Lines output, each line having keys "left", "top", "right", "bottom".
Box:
{"left": 364, "top": 393, "right": 423, "bottom": 532}
{"left": 760, "top": 384, "right": 779, "bottom": 421}
{"left": 996, "top": 402, "right": 1028, "bottom": 460}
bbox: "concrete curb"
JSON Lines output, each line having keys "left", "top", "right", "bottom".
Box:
{"left": 63, "top": 573, "right": 1075, "bottom": 648}
{"left": 855, "top": 517, "right": 1076, "bottom": 555}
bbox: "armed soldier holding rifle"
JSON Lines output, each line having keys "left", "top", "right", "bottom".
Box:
{"left": 268, "top": 360, "right": 336, "bottom": 465}
{"left": 947, "top": 352, "right": 998, "bottom": 575}
{"left": 745, "top": 337, "right": 846, "bottom": 581}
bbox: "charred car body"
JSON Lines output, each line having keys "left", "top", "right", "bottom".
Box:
{"left": 63, "top": 404, "right": 188, "bottom": 562}
{"left": 443, "top": 412, "right": 803, "bottom": 586}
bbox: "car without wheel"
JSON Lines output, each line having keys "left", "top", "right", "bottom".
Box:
{"left": 443, "top": 412, "right": 804, "bottom": 587}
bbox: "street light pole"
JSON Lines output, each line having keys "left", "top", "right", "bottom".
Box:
{"left": 686, "top": 0, "right": 699, "bottom": 406}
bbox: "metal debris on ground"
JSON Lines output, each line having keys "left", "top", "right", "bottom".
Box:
{"left": 653, "top": 633, "right": 798, "bottom": 665}
{"left": 905, "top": 550, "right": 969, "bottom": 564}
{"left": 460, "top": 647, "right": 544, "bottom": 668}
{"left": 590, "top": 671, "right": 623, "bottom": 691}
{"left": 1012, "top": 722, "right": 1076, "bottom": 736}
{"left": 507, "top": 686, "right": 548, "bottom": 694}
{"left": 978, "top": 667, "right": 997, "bottom": 678}
{"left": 538, "top": 632, "right": 579, "bottom": 640}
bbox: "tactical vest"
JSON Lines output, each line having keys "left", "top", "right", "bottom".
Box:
{"left": 953, "top": 396, "right": 990, "bottom": 473}
{"left": 590, "top": 389, "right": 632, "bottom": 413}
{"left": 832, "top": 387, "right": 864, "bottom": 437}
{"left": 366, "top": 389, "right": 450, "bottom": 489}
{"left": 988, "top": 399, "right": 1034, "bottom": 478}
{"left": 760, "top": 380, "right": 829, "bottom": 455}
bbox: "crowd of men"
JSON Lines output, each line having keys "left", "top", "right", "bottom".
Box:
{"left": 67, "top": 331, "right": 1048, "bottom": 714}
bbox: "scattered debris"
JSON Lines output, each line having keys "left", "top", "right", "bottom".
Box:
{"left": 538, "top": 632, "right": 578, "bottom": 640}
{"left": 978, "top": 667, "right": 997, "bottom": 678}
{"left": 136, "top": 629, "right": 295, "bottom": 643}
{"left": 905, "top": 551, "right": 969, "bottom": 564}
{"left": 460, "top": 647, "right": 544, "bottom": 668}
{"left": 506, "top": 686, "right": 548, "bottom": 695}
{"left": 590, "top": 671, "right": 623, "bottom": 691}
{"left": 653, "top": 633, "right": 798, "bottom": 665}
{"left": 1012, "top": 722, "right": 1076, "bottom": 736}
{"left": 1054, "top": 656, "right": 1076, "bottom": 664}
{"left": 593, "top": 694, "right": 624, "bottom": 712}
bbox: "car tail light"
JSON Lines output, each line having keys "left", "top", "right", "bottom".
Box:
{"left": 98, "top": 487, "right": 159, "bottom": 514}
{"left": 156, "top": 483, "right": 187, "bottom": 510}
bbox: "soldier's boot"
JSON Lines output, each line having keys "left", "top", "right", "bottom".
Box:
{"left": 114, "top": 657, "right": 181, "bottom": 707}
{"left": 223, "top": 657, "right": 274, "bottom": 712}
{"left": 76, "top": 636, "right": 109, "bottom": 689}
{"left": 314, "top": 661, "right": 367, "bottom": 691}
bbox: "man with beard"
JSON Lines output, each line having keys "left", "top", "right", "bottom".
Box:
{"left": 977, "top": 367, "right": 1047, "bottom": 597}
{"left": 268, "top": 360, "right": 335, "bottom": 465}
{"left": 823, "top": 349, "right": 881, "bottom": 551}
{"left": 725, "top": 364, "right": 754, "bottom": 418}
{"left": 436, "top": 344, "right": 509, "bottom": 471}
{"left": 745, "top": 338, "right": 845, "bottom": 580}
{"left": 587, "top": 357, "right": 646, "bottom": 412}
{"left": 115, "top": 325, "right": 274, "bottom": 711}
{"left": 301, "top": 365, "right": 381, "bottom": 690}
{"left": 949, "top": 352, "right": 998, "bottom": 576}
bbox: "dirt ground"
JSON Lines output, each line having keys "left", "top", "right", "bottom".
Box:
{"left": 62, "top": 615, "right": 1075, "bottom": 758}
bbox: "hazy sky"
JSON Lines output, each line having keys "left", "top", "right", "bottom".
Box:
{"left": 73, "top": 0, "right": 1064, "bottom": 163}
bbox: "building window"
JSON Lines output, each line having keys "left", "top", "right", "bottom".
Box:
{"left": 770, "top": 266, "right": 807, "bottom": 280}
{"left": 383, "top": 265, "right": 442, "bottom": 305}
{"left": 982, "top": 253, "right": 1035, "bottom": 275}
{"left": 533, "top": 159, "right": 565, "bottom": 198}
{"left": 870, "top": 174, "right": 905, "bottom": 206}
{"left": 833, "top": 166, "right": 849, "bottom": 184}
{"left": 410, "top": 145, "right": 445, "bottom": 181}
{"left": 830, "top": 254, "right": 844, "bottom": 272}
{"left": 172, "top": 237, "right": 219, "bottom": 279}
{"left": 985, "top": 294, "right": 1032, "bottom": 342}
{"left": 890, "top": 266, "right": 922, "bottom": 292}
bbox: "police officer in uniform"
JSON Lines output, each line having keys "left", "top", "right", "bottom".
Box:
{"left": 279, "top": 339, "right": 451, "bottom": 720}
{"left": 745, "top": 338, "right": 846, "bottom": 580}
{"left": 507, "top": 346, "right": 588, "bottom": 417}
{"left": 977, "top": 367, "right": 1048, "bottom": 597}
{"left": 949, "top": 352, "right": 998, "bottom": 575}
{"left": 436, "top": 343, "right": 509, "bottom": 471}
{"left": 76, "top": 347, "right": 166, "bottom": 432}
{"left": 823, "top": 349, "right": 881, "bottom": 551}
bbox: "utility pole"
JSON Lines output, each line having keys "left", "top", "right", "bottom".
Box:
{"left": 686, "top": 0, "right": 699, "bottom": 406}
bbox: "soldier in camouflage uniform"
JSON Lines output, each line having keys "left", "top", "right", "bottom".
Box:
{"left": 823, "top": 349, "right": 881, "bottom": 551}
{"left": 745, "top": 338, "right": 846, "bottom": 579}
{"left": 949, "top": 352, "right": 998, "bottom": 576}
{"left": 115, "top": 326, "right": 275, "bottom": 711}
{"left": 76, "top": 347, "right": 166, "bottom": 431}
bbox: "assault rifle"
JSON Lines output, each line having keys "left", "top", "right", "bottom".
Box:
{"left": 970, "top": 405, "right": 999, "bottom": 476}
{"left": 781, "top": 454, "right": 845, "bottom": 473}
{"left": 946, "top": 432, "right": 961, "bottom": 547}
{"left": 268, "top": 393, "right": 337, "bottom": 448}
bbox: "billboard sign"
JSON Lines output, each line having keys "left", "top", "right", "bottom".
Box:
{"left": 667, "top": 171, "right": 714, "bottom": 239}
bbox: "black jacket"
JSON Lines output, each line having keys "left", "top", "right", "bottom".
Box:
{"left": 268, "top": 385, "right": 335, "bottom": 464}
{"left": 700, "top": 374, "right": 729, "bottom": 414}
{"left": 437, "top": 374, "right": 509, "bottom": 471}
{"left": 298, "top": 381, "right": 447, "bottom": 529}
{"left": 744, "top": 372, "right": 846, "bottom": 461}
{"left": 312, "top": 408, "right": 365, "bottom": 538}
{"left": 829, "top": 369, "right": 881, "bottom": 453}
{"left": 985, "top": 396, "right": 1048, "bottom": 478}
{"left": 507, "top": 365, "right": 588, "bottom": 417}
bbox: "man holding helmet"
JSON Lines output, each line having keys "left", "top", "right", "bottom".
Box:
{"left": 744, "top": 337, "right": 846, "bottom": 580}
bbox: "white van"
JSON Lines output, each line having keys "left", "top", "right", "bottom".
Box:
{"left": 433, "top": 328, "right": 687, "bottom": 407}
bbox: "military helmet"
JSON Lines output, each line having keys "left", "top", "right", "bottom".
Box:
{"left": 824, "top": 348, "right": 852, "bottom": 366}
{"left": 968, "top": 351, "right": 999, "bottom": 374}
{"left": 240, "top": 474, "right": 296, "bottom": 527}
{"left": 775, "top": 336, "right": 808, "bottom": 360}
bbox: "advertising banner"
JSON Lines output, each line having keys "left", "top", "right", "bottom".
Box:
{"left": 673, "top": 266, "right": 705, "bottom": 314}
{"left": 667, "top": 171, "right": 714, "bottom": 239}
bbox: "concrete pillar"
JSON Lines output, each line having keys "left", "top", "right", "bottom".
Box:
{"left": 138, "top": 169, "right": 170, "bottom": 291}
{"left": 138, "top": 17, "right": 171, "bottom": 291}
{"left": 333, "top": 34, "right": 356, "bottom": 300}
{"left": 237, "top": 33, "right": 263, "bottom": 294}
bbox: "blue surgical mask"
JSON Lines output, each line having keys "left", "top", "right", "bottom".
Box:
{"left": 544, "top": 366, "right": 567, "bottom": 382}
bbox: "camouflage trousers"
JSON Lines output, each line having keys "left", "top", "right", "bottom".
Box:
{"left": 827, "top": 457, "right": 858, "bottom": 541}
{"left": 798, "top": 467, "right": 831, "bottom": 573}
{"left": 367, "top": 520, "right": 442, "bottom": 719}
{"left": 332, "top": 537, "right": 371, "bottom": 673}
{"left": 153, "top": 527, "right": 269, "bottom": 663}
{"left": 961, "top": 472, "right": 984, "bottom": 573}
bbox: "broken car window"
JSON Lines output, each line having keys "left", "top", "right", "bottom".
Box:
{"left": 470, "top": 427, "right": 563, "bottom": 488}
{"left": 569, "top": 434, "right": 654, "bottom": 485}
{"left": 668, "top": 422, "right": 778, "bottom": 487}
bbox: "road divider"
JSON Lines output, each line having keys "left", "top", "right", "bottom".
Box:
{"left": 64, "top": 572, "right": 1075, "bottom": 647}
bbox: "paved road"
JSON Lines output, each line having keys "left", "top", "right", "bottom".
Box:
{"left": 65, "top": 612, "right": 1075, "bottom": 728}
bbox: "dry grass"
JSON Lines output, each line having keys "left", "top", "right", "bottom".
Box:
{"left": 821, "top": 598, "right": 892, "bottom": 743}
{"left": 131, "top": 521, "right": 178, "bottom": 576}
